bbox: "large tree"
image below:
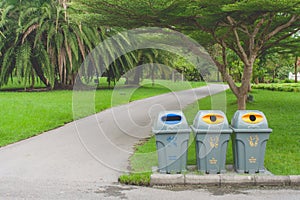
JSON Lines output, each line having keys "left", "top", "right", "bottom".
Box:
{"left": 270, "top": 33, "right": 300, "bottom": 83}
{"left": 73, "top": 0, "right": 300, "bottom": 109}
{"left": 0, "top": 0, "right": 136, "bottom": 89}
{"left": 0, "top": 0, "right": 102, "bottom": 89}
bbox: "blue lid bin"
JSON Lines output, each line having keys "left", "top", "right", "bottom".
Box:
{"left": 152, "top": 111, "right": 191, "bottom": 174}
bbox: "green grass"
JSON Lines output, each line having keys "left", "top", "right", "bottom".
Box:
{"left": 0, "top": 91, "right": 73, "bottom": 146}
{"left": 120, "top": 88, "right": 300, "bottom": 185}
{"left": 119, "top": 172, "right": 152, "bottom": 186}
{"left": 193, "top": 89, "right": 300, "bottom": 175}
{"left": 0, "top": 80, "right": 205, "bottom": 147}
{"left": 1, "top": 77, "right": 205, "bottom": 91}
{"left": 0, "top": 78, "right": 46, "bottom": 90}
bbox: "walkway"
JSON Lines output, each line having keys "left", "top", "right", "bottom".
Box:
{"left": 1, "top": 84, "right": 298, "bottom": 199}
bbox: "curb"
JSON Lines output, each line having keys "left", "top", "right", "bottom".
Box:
{"left": 150, "top": 174, "right": 300, "bottom": 187}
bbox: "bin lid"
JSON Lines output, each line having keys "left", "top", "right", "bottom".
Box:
{"left": 191, "top": 110, "right": 232, "bottom": 133}
{"left": 152, "top": 110, "right": 191, "bottom": 134}
{"left": 231, "top": 110, "right": 271, "bottom": 131}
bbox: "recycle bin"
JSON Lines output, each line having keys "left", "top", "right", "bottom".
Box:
{"left": 191, "top": 110, "right": 232, "bottom": 174}
{"left": 152, "top": 111, "right": 191, "bottom": 173}
{"left": 231, "top": 110, "right": 272, "bottom": 174}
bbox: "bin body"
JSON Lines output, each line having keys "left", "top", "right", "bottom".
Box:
{"left": 153, "top": 111, "right": 191, "bottom": 173}
{"left": 231, "top": 110, "right": 272, "bottom": 174}
{"left": 191, "top": 110, "right": 232, "bottom": 174}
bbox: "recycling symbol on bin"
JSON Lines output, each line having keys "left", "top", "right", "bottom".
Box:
{"left": 166, "top": 136, "right": 177, "bottom": 147}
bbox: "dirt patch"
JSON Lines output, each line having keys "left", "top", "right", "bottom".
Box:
{"left": 152, "top": 185, "right": 300, "bottom": 196}
{"left": 94, "top": 185, "right": 136, "bottom": 199}
{"left": 207, "top": 186, "right": 249, "bottom": 196}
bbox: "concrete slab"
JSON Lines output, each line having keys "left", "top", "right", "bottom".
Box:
{"left": 150, "top": 174, "right": 184, "bottom": 185}
{"left": 220, "top": 174, "right": 255, "bottom": 186}
{"left": 185, "top": 174, "right": 220, "bottom": 186}
{"left": 255, "top": 176, "right": 291, "bottom": 186}
{"left": 289, "top": 175, "right": 300, "bottom": 186}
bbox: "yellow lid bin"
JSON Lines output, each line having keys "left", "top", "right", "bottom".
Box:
{"left": 191, "top": 110, "right": 232, "bottom": 174}
{"left": 231, "top": 110, "right": 272, "bottom": 174}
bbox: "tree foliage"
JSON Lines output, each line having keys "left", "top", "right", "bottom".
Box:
{"left": 0, "top": 0, "right": 135, "bottom": 89}
{"left": 73, "top": 0, "right": 300, "bottom": 109}
{"left": 0, "top": 0, "right": 101, "bottom": 88}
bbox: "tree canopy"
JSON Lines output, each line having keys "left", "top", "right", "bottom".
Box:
{"left": 0, "top": 0, "right": 299, "bottom": 108}
{"left": 0, "top": 0, "right": 102, "bottom": 89}
{"left": 73, "top": 0, "right": 300, "bottom": 109}
{"left": 0, "top": 0, "right": 138, "bottom": 89}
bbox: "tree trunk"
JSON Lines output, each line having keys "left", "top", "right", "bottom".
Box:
{"left": 172, "top": 70, "right": 175, "bottom": 82}
{"left": 30, "top": 69, "right": 35, "bottom": 89}
{"left": 132, "top": 67, "right": 141, "bottom": 85}
{"left": 227, "top": 64, "right": 253, "bottom": 110}
{"left": 151, "top": 65, "right": 155, "bottom": 86}
{"left": 295, "top": 56, "right": 298, "bottom": 83}
{"left": 132, "top": 61, "right": 143, "bottom": 85}
{"left": 248, "top": 81, "right": 252, "bottom": 92}
{"left": 32, "top": 58, "right": 51, "bottom": 88}
{"left": 238, "top": 62, "right": 253, "bottom": 110}
{"left": 213, "top": 48, "right": 255, "bottom": 110}
{"left": 237, "top": 94, "right": 247, "bottom": 110}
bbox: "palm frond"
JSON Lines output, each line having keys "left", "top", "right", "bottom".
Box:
{"left": 22, "top": 24, "right": 39, "bottom": 44}
{"left": 46, "top": 24, "right": 56, "bottom": 51}
{"left": 68, "top": 33, "right": 79, "bottom": 61}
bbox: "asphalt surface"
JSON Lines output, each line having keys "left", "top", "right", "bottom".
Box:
{"left": 0, "top": 84, "right": 299, "bottom": 199}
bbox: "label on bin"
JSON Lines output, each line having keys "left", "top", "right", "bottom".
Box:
{"left": 202, "top": 114, "right": 224, "bottom": 124}
{"left": 209, "top": 157, "right": 218, "bottom": 165}
{"left": 249, "top": 157, "right": 257, "bottom": 163}
{"left": 168, "top": 155, "right": 177, "bottom": 160}
{"left": 161, "top": 114, "right": 182, "bottom": 124}
{"left": 242, "top": 112, "right": 264, "bottom": 124}
{"left": 248, "top": 135, "right": 259, "bottom": 147}
{"left": 167, "top": 136, "right": 177, "bottom": 147}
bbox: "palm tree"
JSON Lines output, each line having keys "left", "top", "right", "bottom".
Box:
{"left": 0, "top": 0, "right": 140, "bottom": 89}
{"left": 0, "top": 0, "right": 102, "bottom": 89}
{"left": 122, "top": 49, "right": 176, "bottom": 86}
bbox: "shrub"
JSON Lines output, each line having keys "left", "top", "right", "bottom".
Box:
{"left": 252, "top": 83, "right": 300, "bottom": 92}
{"left": 283, "top": 79, "right": 294, "bottom": 83}
{"left": 272, "top": 78, "right": 281, "bottom": 83}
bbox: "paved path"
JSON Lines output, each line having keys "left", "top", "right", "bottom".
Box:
{"left": 0, "top": 84, "right": 299, "bottom": 199}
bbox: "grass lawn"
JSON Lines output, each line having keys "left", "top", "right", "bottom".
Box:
{"left": 187, "top": 89, "right": 300, "bottom": 175}
{"left": 120, "top": 88, "right": 300, "bottom": 185}
{"left": 0, "top": 80, "right": 205, "bottom": 147}
{"left": 0, "top": 79, "right": 46, "bottom": 90}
